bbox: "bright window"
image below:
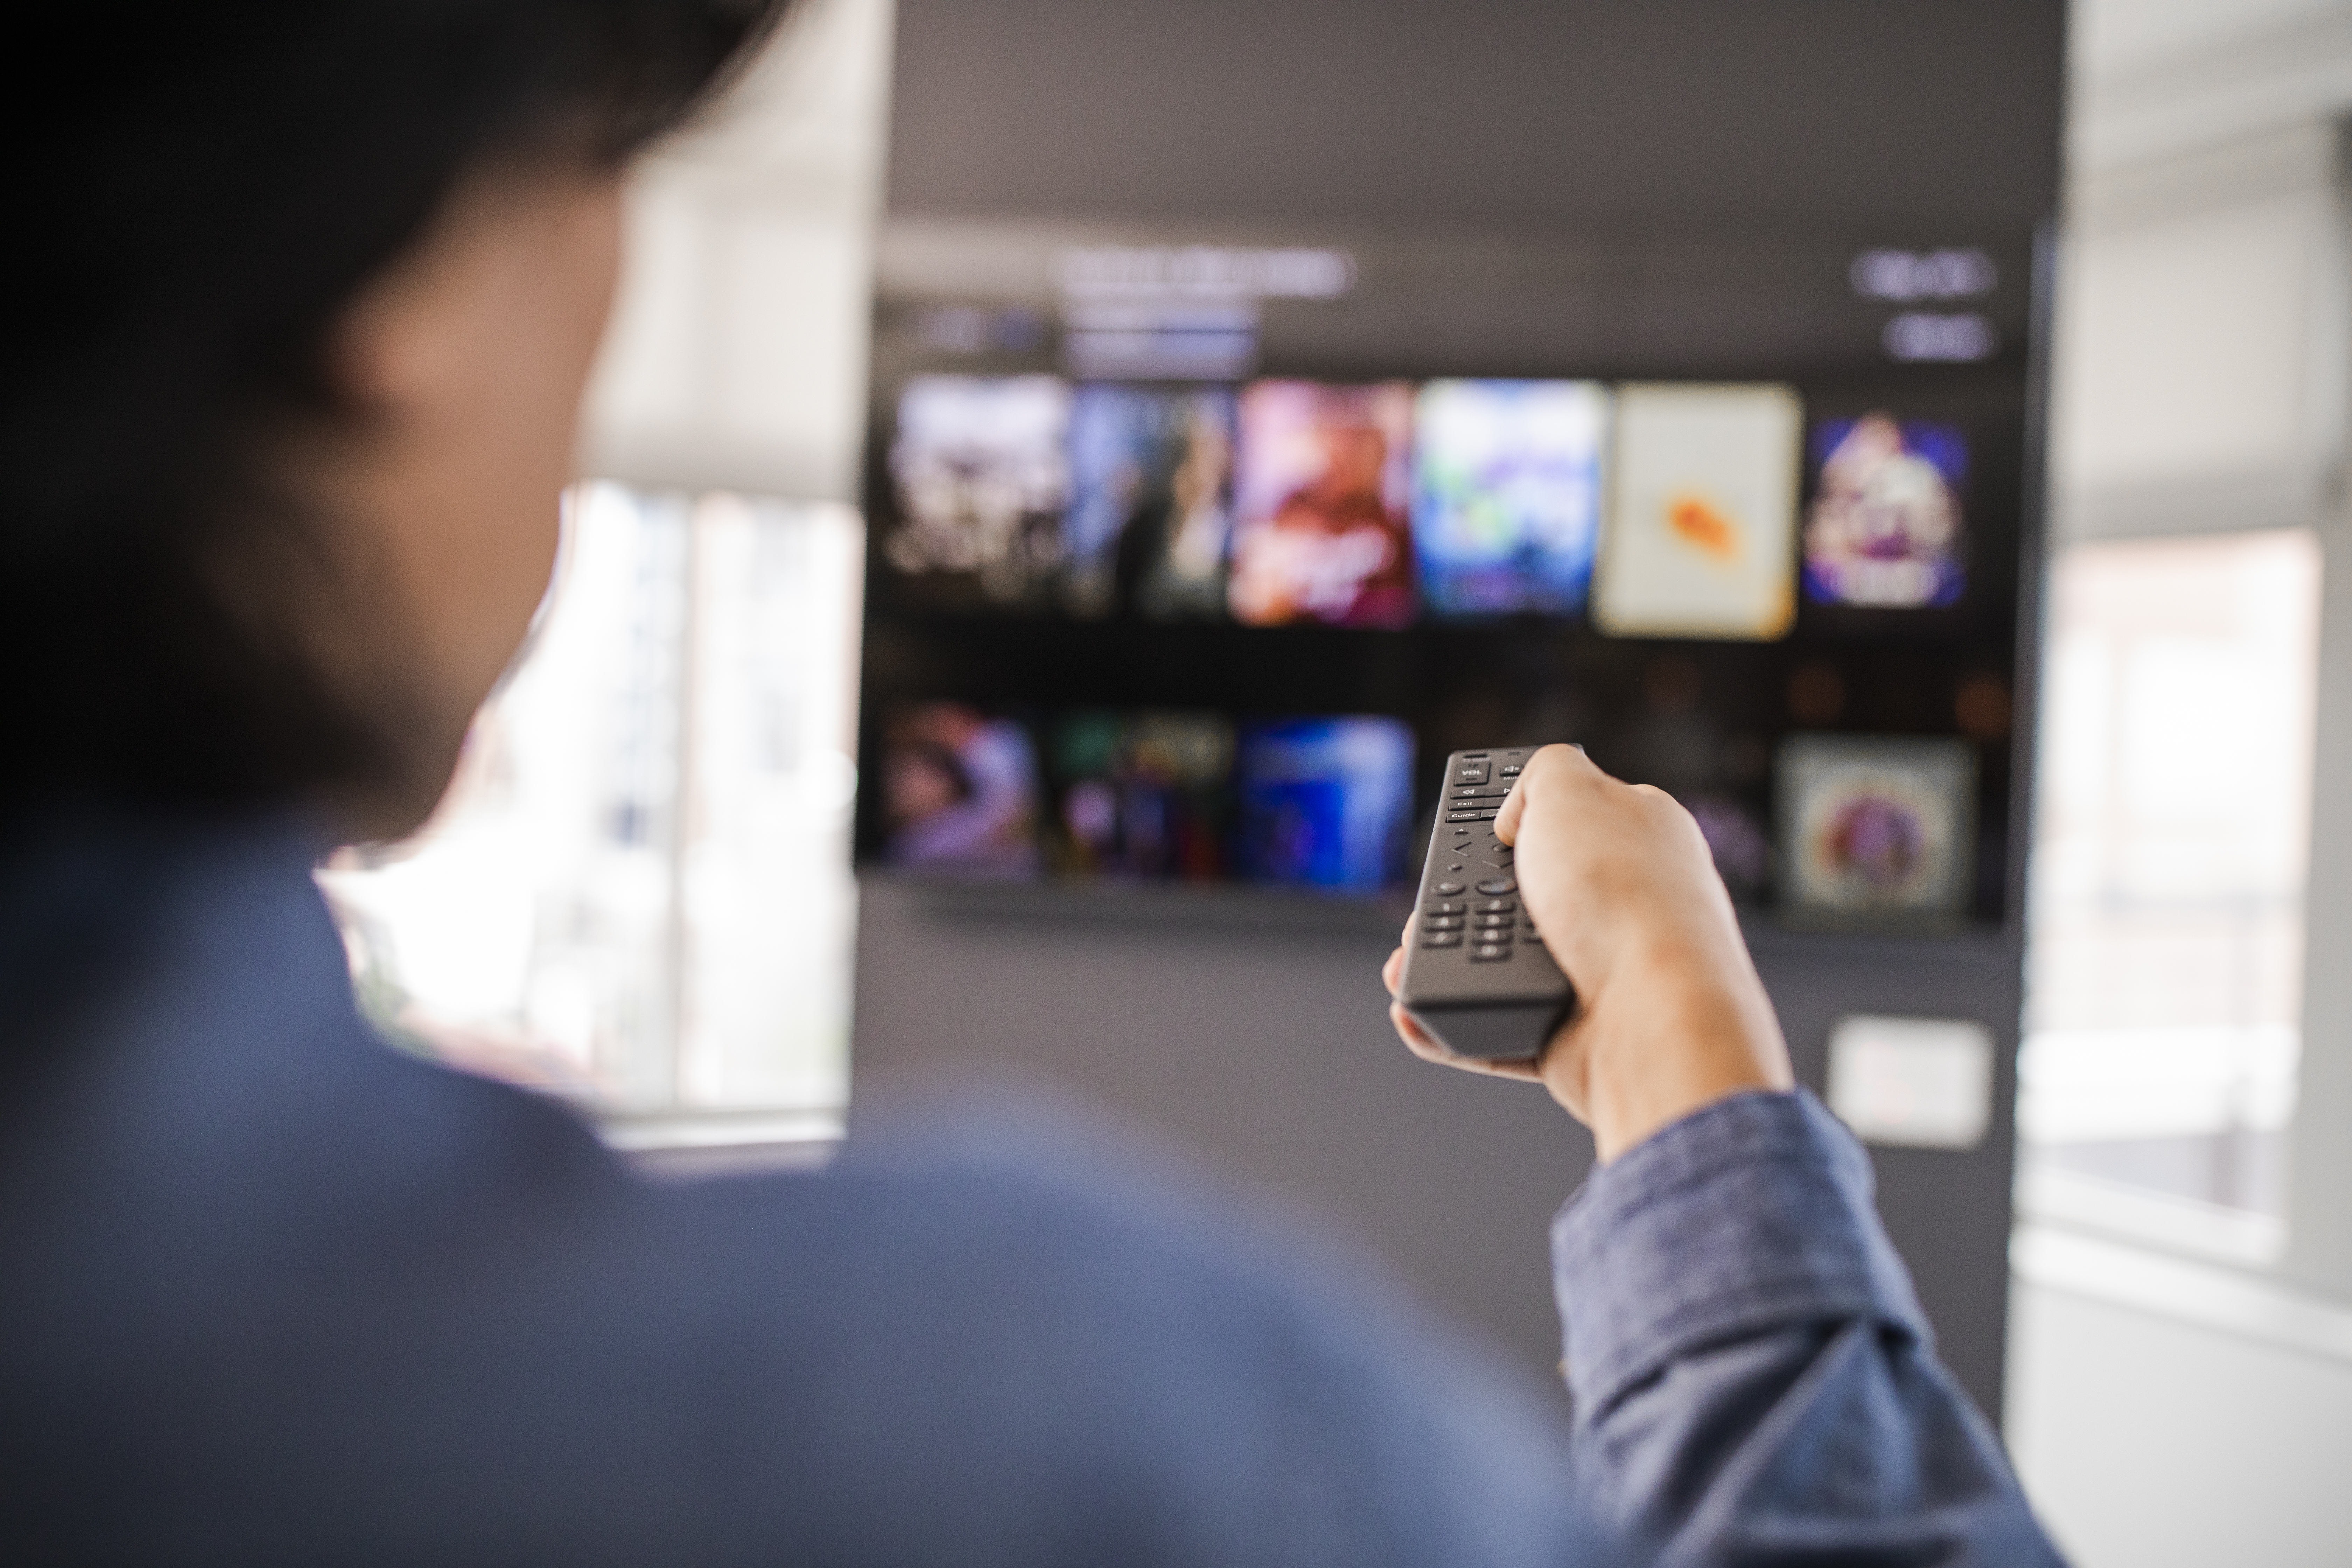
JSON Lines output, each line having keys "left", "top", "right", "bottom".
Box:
{"left": 319, "top": 482, "right": 864, "bottom": 1124}
{"left": 2021, "top": 529, "right": 2319, "bottom": 1220}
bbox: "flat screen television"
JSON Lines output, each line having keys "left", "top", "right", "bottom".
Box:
{"left": 855, "top": 0, "right": 2063, "bottom": 930}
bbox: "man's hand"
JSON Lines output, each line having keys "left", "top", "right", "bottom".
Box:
{"left": 1383, "top": 744, "right": 1792, "bottom": 1161}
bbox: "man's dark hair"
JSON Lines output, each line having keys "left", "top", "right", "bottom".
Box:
{"left": 2, "top": 0, "right": 789, "bottom": 820}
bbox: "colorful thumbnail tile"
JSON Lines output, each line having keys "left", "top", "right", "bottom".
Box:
{"left": 1594, "top": 384, "right": 1802, "bottom": 640}
{"left": 1777, "top": 735, "right": 1975, "bottom": 915}
{"left": 1234, "top": 718, "right": 1416, "bottom": 890}
{"left": 1049, "top": 710, "right": 1235, "bottom": 879}
{"left": 1227, "top": 381, "right": 1417, "bottom": 628}
{"left": 1803, "top": 413, "right": 1968, "bottom": 608}
{"left": 1062, "top": 385, "right": 1238, "bottom": 620}
{"left": 885, "top": 375, "right": 1072, "bottom": 606}
{"left": 1412, "top": 379, "right": 1608, "bottom": 617}
{"left": 879, "top": 702, "right": 1042, "bottom": 878}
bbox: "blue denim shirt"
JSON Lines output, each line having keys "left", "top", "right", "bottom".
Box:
{"left": 1556, "top": 1093, "right": 2061, "bottom": 1564}
{"left": 0, "top": 812, "right": 2062, "bottom": 1564}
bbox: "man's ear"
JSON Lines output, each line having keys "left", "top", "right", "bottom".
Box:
{"left": 323, "top": 222, "right": 470, "bottom": 418}
{"left": 322, "top": 170, "right": 565, "bottom": 417}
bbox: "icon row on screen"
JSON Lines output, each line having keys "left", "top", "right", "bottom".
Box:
{"left": 882, "top": 377, "right": 1969, "bottom": 635}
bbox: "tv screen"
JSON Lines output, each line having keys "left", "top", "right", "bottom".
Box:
{"left": 858, "top": 0, "right": 2060, "bottom": 926}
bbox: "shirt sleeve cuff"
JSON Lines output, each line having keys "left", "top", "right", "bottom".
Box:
{"left": 1551, "top": 1088, "right": 1929, "bottom": 1414}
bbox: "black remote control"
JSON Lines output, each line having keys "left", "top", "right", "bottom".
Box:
{"left": 1394, "top": 747, "right": 1577, "bottom": 1064}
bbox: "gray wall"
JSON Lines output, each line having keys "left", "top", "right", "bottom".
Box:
{"left": 853, "top": 875, "right": 2022, "bottom": 1418}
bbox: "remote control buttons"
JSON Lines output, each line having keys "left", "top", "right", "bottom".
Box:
{"left": 1421, "top": 931, "right": 1464, "bottom": 948}
{"left": 1432, "top": 881, "right": 1466, "bottom": 895}
{"left": 1454, "top": 761, "right": 1490, "bottom": 784}
{"left": 1422, "top": 915, "right": 1465, "bottom": 931}
{"left": 1474, "top": 877, "right": 1517, "bottom": 895}
{"left": 1469, "top": 943, "right": 1512, "bottom": 962}
{"left": 1423, "top": 900, "right": 1464, "bottom": 915}
{"left": 1499, "top": 763, "right": 1522, "bottom": 777}
{"left": 1475, "top": 897, "right": 1516, "bottom": 913}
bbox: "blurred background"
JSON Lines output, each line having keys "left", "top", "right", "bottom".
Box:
{"left": 316, "top": 2, "right": 2352, "bottom": 1562}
